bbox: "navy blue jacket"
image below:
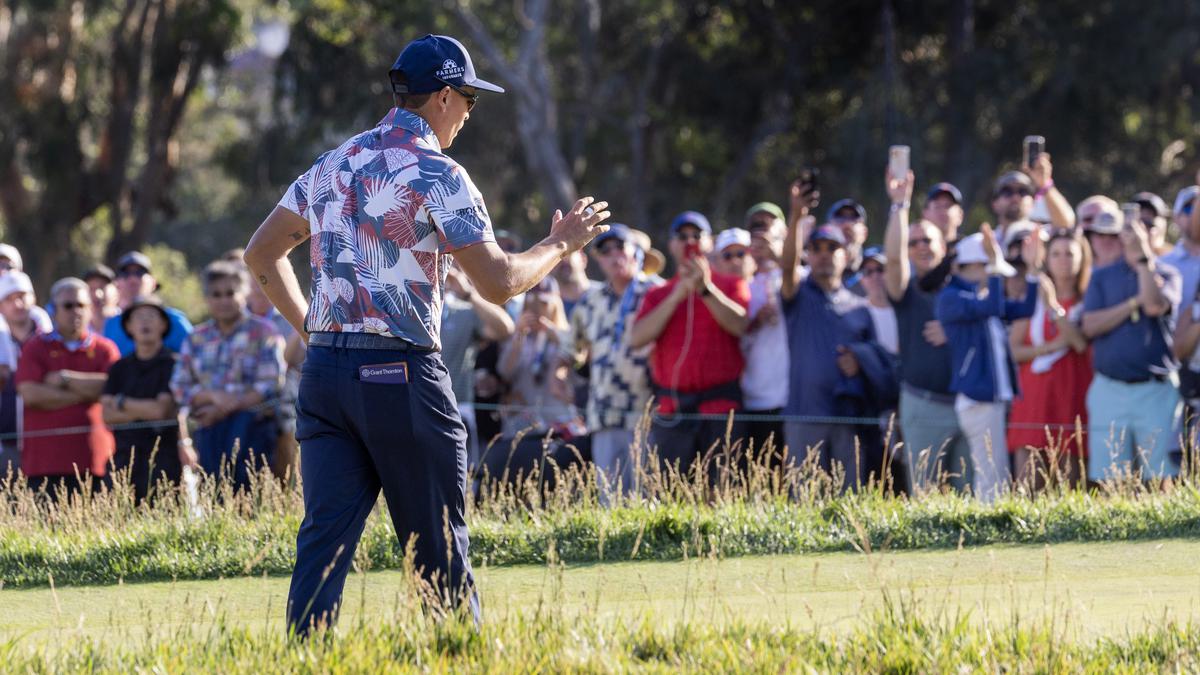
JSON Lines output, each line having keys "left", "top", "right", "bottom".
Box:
{"left": 936, "top": 275, "right": 1036, "bottom": 403}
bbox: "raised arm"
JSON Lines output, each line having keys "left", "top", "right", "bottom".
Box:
{"left": 1026, "top": 154, "right": 1075, "bottom": 231}
{"left": 884, "top": 168, "right": 915, "bottom": 302}
{"left": 781, "top": 178, "right": 818, "bottom": 301}
{"left": 455, "top": 197, "right": 610, "bottom": 306}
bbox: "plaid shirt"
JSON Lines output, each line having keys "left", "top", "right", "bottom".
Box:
{"left": 279, "top": 108, "right": 495, "bottom": 350}
{"left": 170, "top": 315, "right": 286, "bottom": 407}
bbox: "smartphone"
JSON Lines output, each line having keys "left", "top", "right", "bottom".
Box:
{"left": 799, "top": 166, "right": 820, "bottom": 191}
{"left": 888, "top": 145, "right": 910, "bottom": 178}
{"left": 1121, "top": 202, "right": 1142, "bottom": 229}
{"left": 685, "top": 241, "right": 701, "bottom": 259}
{"left": 1023, "top": 135, "right": 1045, "bottom": 167}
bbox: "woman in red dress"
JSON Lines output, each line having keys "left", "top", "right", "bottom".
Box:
{"left": 1008, "top": 230, "right": 1093, "bottom": 490}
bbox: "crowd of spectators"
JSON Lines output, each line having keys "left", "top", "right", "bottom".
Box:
{"left": 3, "top": 152, "right": 1200, "bottom": 505}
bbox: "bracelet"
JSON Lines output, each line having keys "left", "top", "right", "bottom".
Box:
{"left": 1035, "top": 179, "right": 1055, "bottom": 198}
{"left": 889, "top": 201, "right": 910, "bottom": 213}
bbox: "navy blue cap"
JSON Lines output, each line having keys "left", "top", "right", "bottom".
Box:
{"left": 389, "top": 35, "right": 505, "bottom": 95}
{"left": 807, "top": 225, "right": 846, "bottom": 247}
{"left": 669, "top": 211, "right": 712, "bottom": 235}
{"left": 593, "top": 223, "right": 633, "bottom": 248}
{"left": 926, "top": 182, "right": 963, "bottom": 206}
{"left": 826, "top": 199, "right": 866, "bottom": 224}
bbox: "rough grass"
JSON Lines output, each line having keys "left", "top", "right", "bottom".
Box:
{"left": 2, "top": 593, "right": 1198, "bottom": 673}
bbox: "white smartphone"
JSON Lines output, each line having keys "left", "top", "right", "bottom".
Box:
{"left": 1121, "top": 202, "right": 1141, "bottom": 229}
{"left": 888, "top": 145, "right": 910, "bottom": 178}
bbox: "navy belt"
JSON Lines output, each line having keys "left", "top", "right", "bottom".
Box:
{"left": 308, "top": 332, "right": 434, "bottom": 352}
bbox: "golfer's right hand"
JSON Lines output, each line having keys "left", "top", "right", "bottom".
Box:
{"left": 550, "top": 196, "right": 611, "bottom": 252}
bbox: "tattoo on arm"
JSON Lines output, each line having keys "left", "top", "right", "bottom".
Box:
{"left": 258, "top": 275, "right": 268, "bottom": 286}
{"left": 289, "top": 231, "right": 307, "bottom": 242}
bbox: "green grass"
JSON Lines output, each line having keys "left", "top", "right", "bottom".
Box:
{"left": 3, "top": 542, "right": 1200, "bottom": 671}
{"left": 6, "top": 487, "right": 1200, "bottom": 588}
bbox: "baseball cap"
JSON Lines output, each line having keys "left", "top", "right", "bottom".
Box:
{"left": 669, "top": 211, "right": 712, "bottom": 236}
{"left": 955, "top": 233, "right": 1017, "bottom": 277}
{"left": 993, "top": 171, "right": 1034, "bottom": 197}
{"left": 0, "top": 244, "right": 23, "bottom": 271}
{"left": 1132, "top": 191, "right": 1168, "bottom": 218}
{"left": 83, "top": 264, "right": 115, "bottom": 283}
{"left": 115, "top": 251, "right": 153, "bottom": 273}
{"left": 592, "top": 223, "right": 634, "bottom": 249}
{"left": 807, "top": 225, "right": 846, "bottom": 247}
{"left": 1173, "top": 186, "right": 1200, "bottom": 216}
{"left": 1084, "top": 203, "right": 1123, "bottom": 235}
{"left": 388, "top": 35, "right": 505, "bottom": 96}
{"left": 714, "top": 228, "right": 752, "bottom": 252}
{"left": 529, "top": 275, "right": 559, "bottom": 296}
{"left": 0, "top": 270, "right": 33, "bottom": 299}
{"left": 121, "top": 295, "right": 171, "bottom": 338}
{"left": 863, "top": 246, "right": 886, "bottom": 266}
{"left": 926, "top": 182, "right": 963, "bottom": 205}
{"left": 744, "top": 202, "right": 785, "bottom": 226}
{"left": 826, "top": 199, "right": 866, "bottom": 224}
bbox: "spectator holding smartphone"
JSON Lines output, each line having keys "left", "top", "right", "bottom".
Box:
{"left": 630, "top": 211, "right": 749, "bottom": 483}
{"left": 1082, "top": 202, "right": 1182, "bottom": 484}
{"left": 781, "top": 181, "right": 896, "bottom": 492}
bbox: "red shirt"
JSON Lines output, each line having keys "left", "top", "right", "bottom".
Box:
{"left": 635, "top": 272, "right": 751, "bottom": 414}
{"left": 15, "top": 332, "right": 120, "bottom": 477}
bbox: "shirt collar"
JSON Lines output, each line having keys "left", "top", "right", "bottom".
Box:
{"left": 378, "top": 108, "right": 442, "bottom": 152}
{"left": 48, "top": 329, "right": 94, "bottom": 350}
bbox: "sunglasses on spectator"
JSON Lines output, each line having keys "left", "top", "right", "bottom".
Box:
{"left": 721, "top": 250, "right": 747, "bottom": 261}
{"left": 996, "top": 187, "right": 1031, "bottom": 198}
{"left": 117, "top": 267, "right": 148, "bottom": 279}
{"left": 0, "top": 261, "right": 12, "bottom": 272}
{"left": 1182, "top": 202, "right": 1195, "bottom": 216}
{"left": 207, "top": 289, "right": 238, "bottom": 299}
{"left": 596, "top": 241, "right": 629, "bottom": 256}
{"left": 908, "top": 237, "right": 933, "bottom": 248}
{"left": 862, "top": 266, "right": 885, "bottom": 276}
{"left": 674, "top": 231, "right": 703, "bottom": 242}
{"left": 58, "top": 301, "right": 86, "bottom": 311}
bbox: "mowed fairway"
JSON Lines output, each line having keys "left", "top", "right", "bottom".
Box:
{"left": 3, "top": 539, "right": 1199, "bottom": 646}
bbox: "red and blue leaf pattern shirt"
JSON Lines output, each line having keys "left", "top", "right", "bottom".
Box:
{"left": 279, "top": 109, "right": 496, "bottom": 350}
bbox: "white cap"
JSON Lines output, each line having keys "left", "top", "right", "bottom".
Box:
{"left": 956, "top": 233, "right": 1016, "bottom": 277}
{"left": 0, "top": 271, "right": 33, "bottom": 300}
{"left": 714, "top": 228, "right": 751, "bottom": 252}
{"left": 0, "top": 244, "right": 23, "bottom": 271}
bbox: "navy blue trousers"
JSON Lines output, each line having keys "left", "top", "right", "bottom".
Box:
{"left": 286, "top": 343, "right": 478, "bottom": 634}
{"left": 193, "top": 410, "right": 276, "bottom": 490}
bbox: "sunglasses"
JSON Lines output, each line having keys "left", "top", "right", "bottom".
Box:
{"left": 59, "top": 301, "right": 87, "bottom": 311}
{"left": 117, "top": 268, "right": 148, "bottom": 279}
{"left": 996, "top": 187, "right": 1031, "bottom": 198}
{"left": 207, "top": 289, "right": 238, "bottom": 299}
{"left": 674, "top": 231, "right": 703, "bottom": 242}
{"left": 438, "top": 79, "right": 478, "bottom": 112}
{"left": 862, "top": 266, "right": 885, "bottom": 276}
{"left": 908, "top": 237, "right": 933, "bottom": 248}
{"left": 596, "top": 241, "right": 629, "bottom": 256}
{"left": 721, "top": 250, "right": 747, "bottom": 261}
{"left": 1182, "top": 202, "right": 1195, "bottom": 216}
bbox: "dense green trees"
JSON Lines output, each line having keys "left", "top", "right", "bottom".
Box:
{"left": 2, "top": 0, "right": 1199, "bottom": 285}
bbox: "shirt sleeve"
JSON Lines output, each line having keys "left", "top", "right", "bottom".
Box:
{"left": 1083, "top": 271, "right": 1107, "bottom": 312}
{"left": 102, "top": 360, "right": 125, "bottom": 396}
{"left": 635, "top": 285, "right": 669, "bottom": 321}
{"left": 14, "top": 339, "right": 46, "bottom": 387}
{"left": 1160, "top": 267, "right": 1183, "bottom": 314}
{"left": 279, "top": 167, "right": 314, "bottom": 219}
{"left": 425, "top": 164, "right": 497, "bottom": 252}
{"left": 169, "top": 337, "right": 199, "bottom": 407}
{"left": 252, "top": 328, "right": 287, "bottom": 400}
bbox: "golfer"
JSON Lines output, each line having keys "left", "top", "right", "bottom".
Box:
{"left": 244, "top": 34, "right": 610, "bottom": 634}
